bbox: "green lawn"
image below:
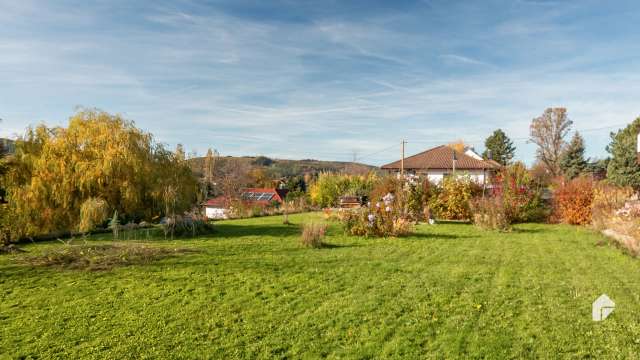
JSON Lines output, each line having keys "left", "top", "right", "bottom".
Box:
{"left": 2, "top": 213, "right": 640, "bottom": 359}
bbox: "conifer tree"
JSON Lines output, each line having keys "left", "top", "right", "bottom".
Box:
{"left": 482, "top": 129, "right": 515, "bottom": 165}
{"left": 560, "top": 132, "right": 587, "bottom": 179}
{"left": 607, "top": 117, "right": 640, "bottom": 189}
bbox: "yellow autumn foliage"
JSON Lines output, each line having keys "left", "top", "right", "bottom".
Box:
{"left": 3, "top": 109, "right": 198, "bottom": 239}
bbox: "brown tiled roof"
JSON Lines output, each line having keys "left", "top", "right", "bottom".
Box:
{"left": 381, "top": 145, "right": 501, "bottom": 170}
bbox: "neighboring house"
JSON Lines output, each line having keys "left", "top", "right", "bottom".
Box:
{"left": 240, "top": 188, "right": 289, "bottom": 206}
{"left": 202, "top": 196, "right": 230, "bottom": 219}
{"left": 202, "top": 188, "right": 289, "bottom": 219}
{"left": 381, "top": 145, "right": 501, "bottom": 184}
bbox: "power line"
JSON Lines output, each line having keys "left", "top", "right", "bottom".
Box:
{"left": 408, "top": 123, "right": 629, "bottom": 144}
{"left": 354, "top": 144, "right": 398, "bottom": 162}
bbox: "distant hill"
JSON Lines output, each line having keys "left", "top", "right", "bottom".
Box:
{"left": 188, "top": 155, "right": 379, "bottom": 179}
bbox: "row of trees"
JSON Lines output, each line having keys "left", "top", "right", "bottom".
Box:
{"left": 0, "top": 109, "right": 198, "bottom": 243}
{"left": 481, "top": 108, "right": 640, "bottom": 189}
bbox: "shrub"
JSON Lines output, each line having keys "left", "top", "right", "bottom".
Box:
{"left": 392, "top": 217, "right": 415, "bottom": 236}
{"left": 490, "top": 162, "right": 549, "bottom": 223}
{"left": 342, "top": 192, "right": 415, "bottom": 237}
{"left": 470, "top": 196, "right": 511, "bottom": 231}
{"left": 429, "top": 176, "right": 480, "bottom": 220}
{"left": 300, "top": 222, "right": 327, "bottom": 248}
{"left": 78, "top": 197, "right": 109, "bottom": 233}
{"left": 551, "top": 176, "right": 594, "bottom": 225}
{"left": 592, "top": 182, "right": 634, "bottom": 230}
{"left": 340, "top": 210, "right": 368, "bottom": 236}
{"left": 585, "top": 182, "right": 640, "bottom": 256}
{"left": 309, "top": 172, "right": 378, "bottom": 208}
{"left": 370, "top": 177, "right": 401, "bottom": 205}
{"left": 163, "top": 215, "right": 214, "bottom": 238}
{"left": 405, "top": 179, "right": 432, "bottom": 222}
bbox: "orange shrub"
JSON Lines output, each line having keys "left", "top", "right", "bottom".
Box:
{"left": 552, "top": 176, "right": 594, "bottom": 225}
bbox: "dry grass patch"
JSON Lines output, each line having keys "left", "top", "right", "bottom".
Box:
{"left": 20, "top": 243, "right": 196, "bottom": 270}
{"left": 300, "top": 222, "right": 327, "bottom": 248}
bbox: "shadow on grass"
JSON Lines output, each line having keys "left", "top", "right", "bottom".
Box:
{"left": 510, "top": 227, "right": 546, "bottom": 234}
{"left": 432, "top": 220, "right": 472, "bottom": 225}
{"left": 406, "top": 232, "right": 475, "bottom": 241}
{"left": 318, "top": 242, "right": 360, "bottom": 249}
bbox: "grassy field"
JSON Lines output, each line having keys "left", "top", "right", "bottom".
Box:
{"left": 2, "top": 213, "right": 640, "bottom": 359}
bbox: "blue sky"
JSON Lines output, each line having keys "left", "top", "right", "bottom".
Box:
{"left": 1, "top": 0, "right": 639, "bottom": 165}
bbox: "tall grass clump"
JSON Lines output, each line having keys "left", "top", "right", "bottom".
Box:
{"left": 300, "top": 222, "right": 327, "bottom": 248}
{"left": 471, "top": 196, "right": 511, "bottom": 231}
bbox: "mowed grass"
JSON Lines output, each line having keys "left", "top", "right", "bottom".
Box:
{"left": 2, "top": 213, "right": 640, "bottom": 359}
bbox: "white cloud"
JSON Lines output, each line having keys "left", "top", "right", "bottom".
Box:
{"left": 1, "top": 0, "right": 638, "bottom": 166}
{"left": 440, "top": 54, "right": 491, "bottom": 67}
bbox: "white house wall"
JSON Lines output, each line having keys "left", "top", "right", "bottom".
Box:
{"left": 423, "top": 169, "right": 487, "bottom": 184}
{"left": 205, "top": 207, "right": 228, "bottom": 219}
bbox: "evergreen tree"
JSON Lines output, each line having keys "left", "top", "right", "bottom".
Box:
{"left": 559, "top": 132, "right": 587, "bottom": 179}
{"left": 482, "top": 129, "right": 515, "bottom": 165}
{"left": 607, "top": 117, "right": 640, "bottom": 189}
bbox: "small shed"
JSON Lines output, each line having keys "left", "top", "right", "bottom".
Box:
{"left": 202, "top": 196, "right": 230, "bottom": 219}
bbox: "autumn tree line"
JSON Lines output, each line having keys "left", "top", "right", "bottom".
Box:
{"left": 1, "top": 107, "right": 640, "bottom": 243}
{"left": 483, "top": 107, "right": 639, "bottom": 189}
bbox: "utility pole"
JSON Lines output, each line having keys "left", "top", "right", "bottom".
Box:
{"left": 401, "top": 140, "right": 407, "bottom": 176}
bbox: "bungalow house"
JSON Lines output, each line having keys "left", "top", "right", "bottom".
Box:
{"left": 381, "top": 145, "right": 501, "bottom": 184}
{"left": 202, "top": 188, "right": 289, "bottom": 219}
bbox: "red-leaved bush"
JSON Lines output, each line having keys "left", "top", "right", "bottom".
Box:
{"left": 489, "top": 162, "right": 548, "bottom": 223}
{"left": 552, "top": 176, "right": 594, "bottom": 225}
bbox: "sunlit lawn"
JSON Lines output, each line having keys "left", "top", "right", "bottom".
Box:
{"left": 2, "top": 213, "right": 640, "bottom": 359}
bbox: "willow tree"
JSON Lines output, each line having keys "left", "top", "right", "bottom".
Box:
{"left": 3, "top": 109, "right": 198, "bottom": 239}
